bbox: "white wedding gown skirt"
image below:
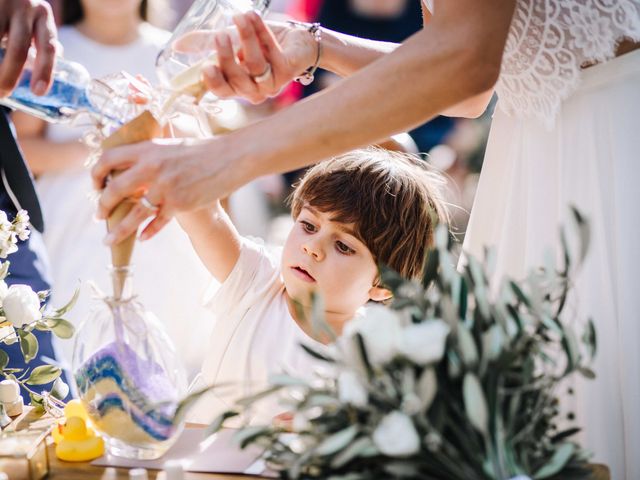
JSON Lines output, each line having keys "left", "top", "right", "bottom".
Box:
{"left": 464, "top": 49, "right": 640, "bottom": 479}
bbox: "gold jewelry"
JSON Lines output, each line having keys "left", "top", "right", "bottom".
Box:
{"left": 252, "top": 63, "right": 273, "bottom": 84}
{"left": 140, "top": 194, "right": 160, "bottom": 212}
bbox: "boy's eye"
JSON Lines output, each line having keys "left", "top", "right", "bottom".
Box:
{"left": 301, "top": 220, "right": 316, "bottom": 233}
{"left": 336, "top": 240, "right": 355, "bottom": 255}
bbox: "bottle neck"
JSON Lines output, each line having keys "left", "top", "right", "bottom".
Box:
{"left": 109, "top": 266, "right": 134, "bottom": 301}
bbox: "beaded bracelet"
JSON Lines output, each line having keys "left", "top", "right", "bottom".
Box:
{"left": 288, "top": 21, "right": 322, "bottom": 86}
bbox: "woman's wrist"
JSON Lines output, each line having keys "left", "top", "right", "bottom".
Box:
{"left": 286, "top": 21, "right": 322, "bottom": 85}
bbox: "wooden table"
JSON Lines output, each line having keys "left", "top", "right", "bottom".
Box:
{"left": 3, "top": 408, "right": 259, "bottom": 480}
{"left": 46, "top": 450, "right": 254, "bottom": 480}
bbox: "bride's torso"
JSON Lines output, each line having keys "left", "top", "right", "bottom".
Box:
{"left": 496, "top": 0, "right": 640, "bottom": 125}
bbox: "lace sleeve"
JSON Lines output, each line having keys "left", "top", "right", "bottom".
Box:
{"left": 495, "top": 0, "right": 640, "bottom": 126}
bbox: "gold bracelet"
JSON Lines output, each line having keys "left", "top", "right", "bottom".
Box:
{"left": 288, "top": 21, "right": 322, "bottom": 86}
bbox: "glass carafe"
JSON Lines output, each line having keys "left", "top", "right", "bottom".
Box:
{"left": 155, "top": 0, "right": 270, "bottom": 98}
{"left": 0, "top": 47, "right": 120, "bottom": 125}
{"left": 72, "top": 267, "right": 187, "bottom": 460}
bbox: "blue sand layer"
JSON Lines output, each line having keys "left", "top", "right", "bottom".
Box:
{"left": 75, "top": 341, "right": 178, "bottom": 442}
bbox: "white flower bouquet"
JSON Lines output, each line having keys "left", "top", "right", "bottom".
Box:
{"left": 0, "top": 210, "right": 78, "bottom": 406}
{"left": 185, "top": 209, "right": 596, "bottom": 480}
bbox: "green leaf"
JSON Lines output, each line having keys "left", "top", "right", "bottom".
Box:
{"left": 18, "top": 330, "right": 38, "bottom": 363}
{"left": 204, "top": 410, "right": 240, "bottom": 438}
{"left": 48, "top": 318, "right": 75, "bottom": 339}
{"left": 330, "top": 436, "right": 377, "bottom": 469}
{"left": 236, "top": 385, "right": 283, "bottom": 407}
{"left": 300, "top": 343, "right": 335, "bottom": 363}
{"left": 577, "top": 366, "right": 596, "bottom": 379}
{"left": 25, "top": 365, "right": 61, "bottom": 385}
{"left": 384, "top": 461, "right": 420, "bottom": 477}
{"left": 463, "top": 373, "right": 488, "bottom": 435}
{"left": 533, "top": 443, "right": 575, "bottom": 479}
{"left": 173, "top": 385, "right": 218, "bottom": 425}
{"left": 562, "top": 328, "right": 580, "bottom": 375}
{"left": 380, "top": 264, "right": 407, "bottom": 292}
{"left": 421, "top": 249, "right": 439, "bottom": 290}
{"left": 435, "top": 224, "right": 449, "bottom": 250}
{"left": 49, "top": 286, "right": 80, "bottom": 318}
{"left": 29, "top": 392, "right": 44, "bottom": 410}
{"left": 458, "top": 276, "right": 468, "bottom": 319}
{"left": 232, "top": 425, "right": 272, "bottom": 449}
{"left": 268, "top": 373, "right": 308, "bottom": 387}
{"left": 583, "top": 318, "right": 597, "bottom": 360}
{"left": 316, "top": 425, "right": 359, "bottom": 456}
{"left": 570, "top": 206, "right": 590, "bottom": 265}
{"left": 354, "top": 333, "right": 373, "bottom": 379}
{"left": 0, "top": 348, "right": 8, "bottom": 370}
{"left": 457, "top": 324, "right": 478, "bottom": 367}
{"left": 482, "top": 324, "right": 503, "bottom": 362}
{"left": 416, "top": 367, "right": 437, "bottom": 412}
{"left": 510, "top": 280, "right": 531, "bottom": 308}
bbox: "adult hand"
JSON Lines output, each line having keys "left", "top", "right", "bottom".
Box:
{"left": 0, "top": 0, "right": 57, "bottom": 97}
{"left": 175, "top": 11, "right": 318, "bottom": 104}
{"left": 92, "top": 136, "right": 240, "bottom": 245}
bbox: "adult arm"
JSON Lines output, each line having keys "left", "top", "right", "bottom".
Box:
{"left": 12, "top": 112, "right": 90, "bottom": 175}
{"left": 0, "top": 0, "right": 57, "bottom": 96}
{"left": 93, "top": 0, "right": 516, "bottom": 243}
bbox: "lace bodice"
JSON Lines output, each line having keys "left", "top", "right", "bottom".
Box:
{"left": 496, "top": 0, "right": 640, "bottom": 125}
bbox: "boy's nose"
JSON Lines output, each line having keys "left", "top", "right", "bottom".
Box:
{"left": 302, "top": 242, "right": 324, "bottom": 261}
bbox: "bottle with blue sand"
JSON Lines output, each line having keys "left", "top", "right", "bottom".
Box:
{"left": 0, "top": 48, "right": 119, "bottom": 125}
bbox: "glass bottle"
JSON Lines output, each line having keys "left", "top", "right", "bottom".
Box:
{"left": 155, "top": 0, "right": 270, "bottom": 99}
{"left": 72, "top": 267, "right": 187, "bottom": 460}
{"left": 0, "top": 47, "right": 119, "bottom": 125}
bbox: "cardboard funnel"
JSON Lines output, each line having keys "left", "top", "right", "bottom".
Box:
{"left": 101, "top": 111, "right": 161, "bottom": 297}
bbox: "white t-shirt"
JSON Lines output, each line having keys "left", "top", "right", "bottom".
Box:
{"left": 188, "top": 238, "right": 327, "bottom": 425}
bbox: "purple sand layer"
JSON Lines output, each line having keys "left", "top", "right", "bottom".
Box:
{"left": 77, "top": 340, "right": 178, "bottom": 408}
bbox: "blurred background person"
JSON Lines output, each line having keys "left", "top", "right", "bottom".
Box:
{"left": 12, "top": 0, "right": 213, "bottom": 384}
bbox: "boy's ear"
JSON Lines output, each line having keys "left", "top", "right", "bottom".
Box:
{"left": 368, "top": 285, "right": 393, "bottom": 302}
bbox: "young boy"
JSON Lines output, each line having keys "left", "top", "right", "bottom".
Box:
{"left": 179, "top": 147, "right": 448, "bottom": 424}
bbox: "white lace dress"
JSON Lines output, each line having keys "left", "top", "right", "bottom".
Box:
{"left": 463, "top": 2, "right": 640, "bottom": 478}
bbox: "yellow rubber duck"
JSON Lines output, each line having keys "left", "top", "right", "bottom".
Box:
{"left": 55, "top": 416, "right": 105, "bottom": 462}
{"left": 52, "top": 399, "right": 93, "bottom": 444}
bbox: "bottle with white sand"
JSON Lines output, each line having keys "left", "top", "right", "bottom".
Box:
{"left": 155, "top": 0, "right": 270, "bottom": 113}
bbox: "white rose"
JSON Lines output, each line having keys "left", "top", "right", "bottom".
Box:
{"left": 0, "top": 324, "right": 18, "bottom": 345}
{"left": 13, "top": 210, "right": 30, "bottom": 241}
{"left": 396, "top": 320, "right": 450, "bottom": 365}
{"left": 372, "top": 411, "right": 420, "bottom": 457}
{"left": 3, "top": 284, "right": 42, "bottom": 327}
{"left": 0, "top": 280, "right": 8, "bottom": 303}
{"left": 338, "top": 370, "right": 368, "bottom": 407}
{"left": 0, "top": 230, "right": 16, "bottom": 259}
{"left": 343, "top": 305, "right": 401, "bottom": 366}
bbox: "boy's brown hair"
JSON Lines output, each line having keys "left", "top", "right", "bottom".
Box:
{"left": 290, "top": 148, "right": 448, "bottom": 281}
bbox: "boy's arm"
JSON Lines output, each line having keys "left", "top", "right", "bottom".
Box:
{"left": 176, "top": 202, "right": 242, "bottom": 283}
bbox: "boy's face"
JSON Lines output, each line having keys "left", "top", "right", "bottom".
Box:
{"left": 282, "top": 205, "right": 390, "bottom": 319}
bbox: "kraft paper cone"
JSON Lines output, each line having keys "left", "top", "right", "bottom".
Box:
{"left": 102, "top": 111, "right": 161, "bottom": 297}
